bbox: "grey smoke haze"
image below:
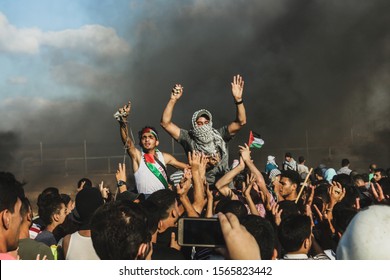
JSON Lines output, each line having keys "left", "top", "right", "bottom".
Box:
{"left": 2, "top": 0, "right": 390, "bottom": 175}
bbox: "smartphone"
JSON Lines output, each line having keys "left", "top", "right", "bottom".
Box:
{"left": 178, "top": 217, "right": 226, "bottom": 248}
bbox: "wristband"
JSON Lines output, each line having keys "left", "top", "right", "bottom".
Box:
{"left": 235, "top": 100, "right": 243, "bottom": 105}
{"left": 117, "top": 180, "right": 126, "bottom": 187}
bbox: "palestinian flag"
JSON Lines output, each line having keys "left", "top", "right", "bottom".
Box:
{"left": 248, "top": 131, "right": 264, "bottom": 149}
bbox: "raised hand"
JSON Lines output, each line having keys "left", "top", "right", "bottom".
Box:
{"left": 218, "top": 212, "right": 261, "bottom": 260}
{"left": 99, "top": 180, "right": 110, "bottom": 200}
{"left": 171, "top": 84, "right": 183, "bottom": 101}
{"left": 116, "top": 101, "right": 131, "bottom": 121}
{"left": 271, "top": 203, "right": 283, "bottom": 226}
{"left": 370, "top": 182, "right": 386, "bottom": 202}
{"left": 328, "top": 181, "right": 346, "bottom": 203}
{"left": 188, "top": 151, "right": 201, "bottom": 171}
{"left": 116, "top": 163, "right": 127, "bottom": 182}
{"left": 239, "top": 143, "right": 251, "bottom": 162}
{"left": 170, "top": 232, "right": 181, "bottom": 251}
{"left": 231, "top": 74, "right": 244, "bottom": 102}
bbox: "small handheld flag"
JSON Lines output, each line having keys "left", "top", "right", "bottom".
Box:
{"left": 248, "top": 131, "right": 264, "bottom": 149}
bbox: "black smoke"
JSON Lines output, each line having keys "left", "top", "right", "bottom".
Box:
{"left": 4, "top": 0, "right": 390, "bottom": 180}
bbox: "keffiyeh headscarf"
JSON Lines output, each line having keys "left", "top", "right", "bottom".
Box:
{"left": 267, "top": 155, "right": 278, "bottom": 167}
{"left": 190, "top": 109, "right": 226, "bottom": 156}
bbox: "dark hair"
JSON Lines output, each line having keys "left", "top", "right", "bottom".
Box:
{"left": 139, "top": 200, "right": 162, "bottom": 235}
{"left": 298, "top": 156, "right": 305, "bottom": 164}
{"left": 77, "top": 178, "right": 92, "bottom": 190}
{"left": 38, "top": 194, "right": 64, "bottom": 226}
{"left": 341, "top": 159, "right": 350, "bottom": 167}
{"left": 277, "top": 200, "right": 300, "bottom": 221}
{"left": 241, "top": 215, "right": 276, "bottom": 260}
{"left": 278, "top": 214, "right": 311, "bottom": 253}
{"left": 138, "top": 126, "right": 159, "bottom": 144}
{"left": 332, "top": 174, "right": 352, "bottom": 187}
{"left": 0, "top": 172, "right": 25, "bottom": 213}
{"left": 314, "top": 167, "right": 324, "bottom": 178}
{"left": 374, "top": 168, "right": 386, "bottom": 177}
{"left": 90, "top": 201, "right": 151, "bottom": 260}
{"left": 20, "top": 196, "right": 32, "bottom": 219}
{"left": 147, "top": 189, "right": 176, "bottom": 220}
{"left": 60, "top": 194, "right": 72, "bottom": 206}
{"left": 214, "top": 199, "right": 248, "bottom": 221}
{"left": 332, "top": 202, "right": 358, "bottom": 235}
{"left": 281, "top": 170, "right": 301, "bottom": 186}
{"left": 285, "top": 152, "right": 292, "bottom": 158}
{"left": 369, "top": 164, "right": 377, "bottom": 172}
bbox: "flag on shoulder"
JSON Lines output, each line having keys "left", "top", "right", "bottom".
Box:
{"left": 248, "top": 131, "right": 264, "bottom": 149}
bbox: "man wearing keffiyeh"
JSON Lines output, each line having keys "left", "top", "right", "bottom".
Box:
{"left": 160, "top": 75, "right": 247, "bottom": 187}
{"left": 115, "top": 102, "right": 188, "bottom": 196}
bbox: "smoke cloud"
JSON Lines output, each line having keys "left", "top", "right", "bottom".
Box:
{"left": 2, "top": 0, "right": 390, "bottom": 184}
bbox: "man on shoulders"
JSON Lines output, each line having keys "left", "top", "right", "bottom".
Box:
{"left": 160, "top": 75, "right": 247, "bottom": 187}
{"left": 115, "top": 102, "right": 188, "bottom": 196}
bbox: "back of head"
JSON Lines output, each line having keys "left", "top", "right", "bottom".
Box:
{"left": 90, "top": 200, "right": 151, "bottom": 260}
{"left": 139, "top": 200, "right": 162, "bottom": 235}
{"left": 38, "top": 194, "right": 64, "bottom": 226}
{"left": 341, "top": 158, "right": 350, "bottom": 167}
{"left": 332, "top": 202, "right": 358, "bottom": 235}
{"left": 77, "top": 178, "right": 92, "bottom": 191}
{"left": 241, "top": 215, "right": 275, "bottom": 260}
{"left": 0, "top": 172, "right": 25, "bottom": 212}
{"left": 314, "top": 167, "right": 323, "bottom": 179}
{"left": 147, "top": 189, "right": 176, "bottom": 220}
{"left": 37, "top": 187, "right": 60, "bottom": 209}
{"left": 215, "top": 198, "right": 248, "bottom": 221}
{"left": 298, "top": 156, "right": 305, "bottom": 164}
{"left": 278, "top": 214, "right": 311, "bottom": 253}
{"left": 336, "top": 205, "right": 390, "bottom": 259}
{"left": 277, "top": 200, "right": 300, "bottom": 220}
{"left": 20, "top": 196, "right": 32, "bottom": 220}
{"left": 75, "top": 187, "right": 104, "bottom": 228}
{"left": 333, "top": 173, "right": 352, "bottom": 187}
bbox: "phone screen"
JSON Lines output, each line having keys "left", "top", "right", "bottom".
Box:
{"left": 178, "top": 217, "right": 226, "bottom": 247}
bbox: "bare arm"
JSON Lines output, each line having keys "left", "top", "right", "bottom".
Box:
{"left": 163, "top": 152, "right": 188, "bottom": 170}
{"left": 176, "top": 168, "right": 199, "bottom": 217}
{"left": 215, "top": 157, "right": 245, "bottom": 198}
{"left": 205, "top": 183, "right": 214, "bottom": 218}
{"left": 160, "top": 84, "right": 183, "bottom": 140}
{"left": 239, "top": 144, "right": 269, "bottom": 197}
{"left": 243, "top": 174, "right": 260, "bottom": 216}
{"left": 188, "top": 151, "right": 206, "bottom": 214}
{"left": 227, "top": 75, "right": 247, "bottom": 135}
{"left": 117, "top": 102, "right": 141, "bottom": 171}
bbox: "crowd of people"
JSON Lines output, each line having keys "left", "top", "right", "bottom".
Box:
{"left": 1, "top": 75, "right": 390, "bottom": 260}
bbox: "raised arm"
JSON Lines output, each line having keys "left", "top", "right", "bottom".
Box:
{"left": 116, "top": 102, "right": 141, "bottom": 171}
{"left": 160, "top": 84, "right": 183, "bottom": 140}
{"left": 227, "top": 75, "right": 247, "bottom": 135}
{"left": 215, "top": 157, "right": 245, "bottom": 199}
{"left": 188, "top": 151, "right": 206, "bottom": 214}
{"left": 239, "top": 144, "right": 269, "bottom": 197}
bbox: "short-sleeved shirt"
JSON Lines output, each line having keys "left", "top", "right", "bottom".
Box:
{"left": 178, "top": 126, "right": 233, "bottom": 186}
